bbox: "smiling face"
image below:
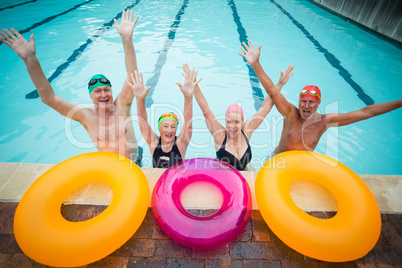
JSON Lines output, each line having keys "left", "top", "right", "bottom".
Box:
{"left": 159, "top": 118, "right": 178, "bottom": 143}
{"left": 225, "top": 111, "right": 244, "bottom": 138}
{"left": 298, "top": 97, "right": 319, "bottom": 120}
{"left": 90, "top": 86, "right": 113, "bottom": 110}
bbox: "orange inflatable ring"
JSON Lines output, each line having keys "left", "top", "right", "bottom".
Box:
{"left": 14, "top": 152, "right": 150, "bottom": 267}
{"left": 255, "top": 151, "right": 381, "bottom": 262}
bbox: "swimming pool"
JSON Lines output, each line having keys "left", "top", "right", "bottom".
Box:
{"left": 0, "top": 0, "right": 401, "bottom": 174}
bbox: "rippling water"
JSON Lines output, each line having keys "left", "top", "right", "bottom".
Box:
{"left": 0, "top": 0, "right": 401, "bottom": 174}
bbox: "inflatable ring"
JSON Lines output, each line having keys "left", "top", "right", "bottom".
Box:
{"left": 256, "top": 151, "right": 381, "bottom": 262}
{"left": 14, "top": 152, "right": 150, "bottom": 267}
{"left": 152, "top": 158, "right": 252, "bottom": 249}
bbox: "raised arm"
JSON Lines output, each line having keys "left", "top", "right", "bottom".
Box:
{"left": 0, "top": 28, "right": 84, "bottom": 121}
{"left": 176, "top": 64, "right": 202, "bottom": 155}
{"left": 193, "top": 82, "right": 226, "bottom": 140}
{"left": 326, "top": 99, "right": 402, "bottom": 127}
{"left": 239, "top": 41, "right": 293, "bottom": 116}
{"left": 114, "top": 10, "right": 139, "bottom": 107}
{"left": 128, "top": 71, "right": 158, "bottom": 148}
{"left": 244, "top": 65, "right": 294, "bottom": 135}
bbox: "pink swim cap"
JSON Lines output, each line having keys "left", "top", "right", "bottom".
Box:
{"left": 226, "top": 104, "right": 244, "bottom": 119}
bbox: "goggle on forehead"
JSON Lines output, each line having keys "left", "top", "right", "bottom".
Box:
{"left": 300, "top": 89, "right": 321, "bottom": 99}
{"left": 159, "top": 112, "right": 179, "bottom": 122}
{"left": 88, "top": 78, "right": 112, "bottom": 88}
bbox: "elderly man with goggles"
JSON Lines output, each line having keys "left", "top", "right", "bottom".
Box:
{"left": 0, "top": 10, "right": 143, "bottom": 164}
{"left": 239, "top": 40, "right": 402, "bottom": 159}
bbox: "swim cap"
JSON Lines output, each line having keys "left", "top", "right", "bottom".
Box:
{"left": 226, "top": 104, "right": 244, "bottom": 119}
{"left": 158, "top": 112, "right": 179, "bottom": 129}
{"left": 88, "top": 74, "right": 112, "bottom": 94}
{"left": 299, "top": 85, "right": 321, "bottom": 104}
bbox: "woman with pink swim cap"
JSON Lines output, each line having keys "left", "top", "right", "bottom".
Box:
{"left": 194, "top": 65, "right": 293, "bottom": 170}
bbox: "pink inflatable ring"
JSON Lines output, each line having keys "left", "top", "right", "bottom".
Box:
{"left": 151, "top": 158, "right": 252, "bottom": 249}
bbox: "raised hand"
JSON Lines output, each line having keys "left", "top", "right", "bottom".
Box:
{"left": 278, "top": 65, "right": 294, "bottom": 86}
{"left": 238, "top": 40, "right": 261, "bottom": 66}
{"left": 0, "top": 28, "right": 35, "bottom": 60}
{"left": 176, "top": 64, "right": 202, "bottom": 98}
{"left": 114, "top": 10, "right": 139, "bottom": 40}
{"left": 127, "top": 71, "right": 151, "bottom": 100}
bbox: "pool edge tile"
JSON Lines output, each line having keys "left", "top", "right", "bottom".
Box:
{"left": 0, "top": 162, "right": 401, "bottom": 213}
{"left": 0, "top": 163, "right": 21, "bottom": 198}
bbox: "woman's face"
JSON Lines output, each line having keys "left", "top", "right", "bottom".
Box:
{"left": 159, "top": 118, "right": 177, "bottom": 143}
{"left": 225, "top": 111, "right": 243, "bottom": 138}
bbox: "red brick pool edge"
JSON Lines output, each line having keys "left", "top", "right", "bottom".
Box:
{"left": 0, "top": 202, "right": 401, "bottom": 267}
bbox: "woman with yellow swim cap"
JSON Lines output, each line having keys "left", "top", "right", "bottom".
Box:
{"left": 128, "top": 64, "right": 201, "bottom": 168}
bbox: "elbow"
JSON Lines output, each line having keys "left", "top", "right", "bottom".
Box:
{"left": 40, "top": 96, "right": 52, "bottom": 106}
{"left": 184, "top": 119, "right": 193, "bottom": 132}
{"left": 264, "top": 87, "right": 276, "bottom": 99}
{"left": 202, "top": 109, "right": 213, "bottom": 119}
{"left": 39, "top": 90, "right": 56, "bottom": 106}
{"left": 360, "top": 106, "right": 376, "bottom": 118}
{"left": 187, "top": 122, "right": 193, "bottom": 132}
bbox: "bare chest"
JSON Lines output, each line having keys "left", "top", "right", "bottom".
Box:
{"left": 86, "top": 114, "right": 131, "bottom": 145}
{"left": 285, "top": 120, "right": 325, "bottom": 150}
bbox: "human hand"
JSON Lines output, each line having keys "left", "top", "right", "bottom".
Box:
{"left": 0, "top": 28, "right": 36, "bottom": 60}
{"left": 127, "top": 71, "right": 150, "bottom": 100}
{"left": 176, "top": 64, "right": 202, "bottom": 98}
{"left": 114, "top": 10, "right": 138, "bottom": 40}
{"left": 278, "top": 65, "right": 294, "bottom": 86}
{"left": 238, "top": 40, "right": 261, "bottom": 66}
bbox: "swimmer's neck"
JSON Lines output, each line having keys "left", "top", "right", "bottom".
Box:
{"left": 160, "top": 140, "right": 174, "bottom": 152}
{"left": 92, "top": 104, "right": 116, "bottom": 118}
{"left": 299, "top": 112, "right": 321, "bottom": 123}
{"left": 226, "top": 133, "right": 243, "bottom": 146}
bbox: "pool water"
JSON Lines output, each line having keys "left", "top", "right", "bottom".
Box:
{"left": 0, "top": 0, "right": 401, "bottom": 174}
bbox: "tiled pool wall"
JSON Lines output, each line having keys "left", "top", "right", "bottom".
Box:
{"left": 309, "top": 0, "right": 402, "bottom": 44}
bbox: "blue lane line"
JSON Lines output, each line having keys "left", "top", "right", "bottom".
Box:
{"left": 144, "top": 0, "right": 189, "bottom": 108}
{"left": 1, "top": 0, "right": 96, "bottom": 47}
{"left": 227, "top": 0, "right": 265, "bottom": 111}
{"left": 0, "top": 0, "right": 37, "bottom": 12}
{"left": 270, "top": 0, "right": 374, "bottom": 106}
{"left": 25, "top": 0, "right": 142, "bottom": 99}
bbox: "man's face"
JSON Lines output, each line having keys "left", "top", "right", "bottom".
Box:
{"left": 298, "top": 97, "right": 319, "bottom": 120}
{"left": 90, "top": 86, "right": 113, "bottom": 109}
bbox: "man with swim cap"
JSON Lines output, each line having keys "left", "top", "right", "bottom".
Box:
{"left": 239, "top": 41, "right": 402, "bottom": 158}
{"left": 0, "top": 10, "right": 142, "bottom": 164}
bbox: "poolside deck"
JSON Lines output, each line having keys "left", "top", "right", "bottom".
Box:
{"left": 0, "top": 162, "right": 401, "bottom": 267}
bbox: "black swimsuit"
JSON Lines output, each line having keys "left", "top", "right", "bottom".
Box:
{"left": 152, "top": 136, "right": 183, "bottom": 168}
{"left": 216, "top": 130, "right": 252, "bottom": 170}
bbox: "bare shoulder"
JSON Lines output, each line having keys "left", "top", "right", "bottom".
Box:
{"left": 106, "top": 97, "right": 129, "bottom": 117}
{"left": 213, "top": 128, "right": 226, "bottom": 147}
{"left": 74, "top": 106, "right": 97, "bottom": 126}
{"left": 321, "top": 112, "right": 339, "bottom": 124}
{"left": 287, "top": 104, "right": 301, "bottom": 121}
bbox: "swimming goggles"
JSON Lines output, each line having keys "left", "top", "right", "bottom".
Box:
{"left": 300, "top": 89, "right": 321, "bottom": 99}
{"left": 88, "top": 78, "right": 112, "bottom": 88}
{"left": 158, "top": 112, "right": 178, "bottom": 122}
